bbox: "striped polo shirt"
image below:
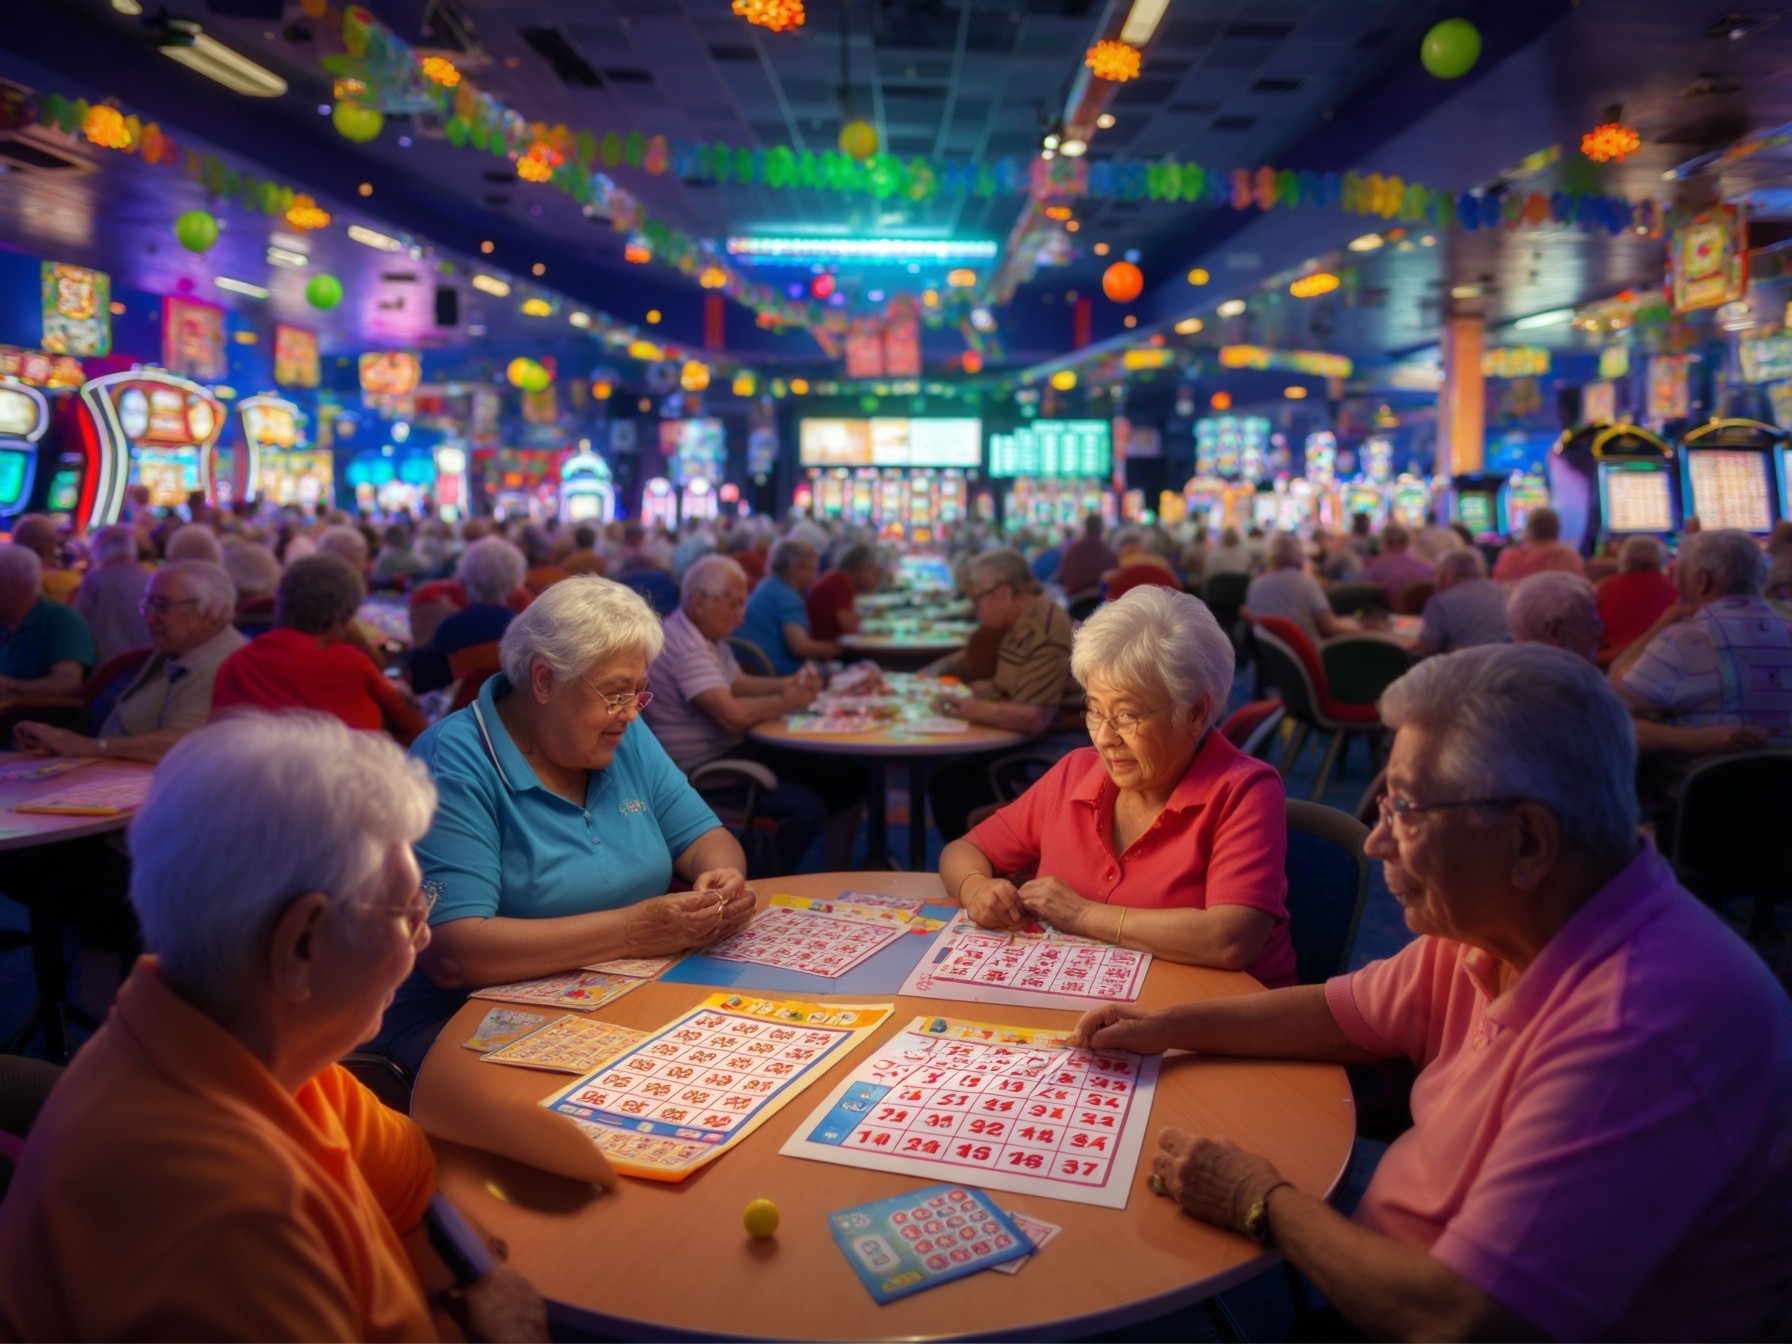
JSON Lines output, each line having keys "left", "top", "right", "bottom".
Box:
{"left": 1620, "top": 596, "right": 1792, "bottom": 742}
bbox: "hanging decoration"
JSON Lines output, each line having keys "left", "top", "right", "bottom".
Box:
{"left": 1581, "top": 121, "right": 1641, "bottom": 163}
{"left": 174, "top": 209, "right": 220, "bottom": 254}
{"left": 331, "top": 100, "right": 384, "bottom": 143}
{"left": 305, "top": 273, "right": 344, "bottom": 310}
{"left": 516, "top": 153, "right": 553, "bottom": 182}
{"left": 507, "top": 357, "right": 549, "bottom": 390}
{"left": 838, "top": 119, "right": 878, "bottom": 162}
{"left": 420, "top": 56, "right": 461, "bottom": 87}
{"left": 1086, "top": 40, "right": 1142, "bottom": 83}
{"left": 731, "top": 0, "right": 805, "bottom": 33}
{"left": 1101, "top": 261, "right": 1144, "bottom": 303}
{"left": 284, "top": 194, "right": 331, "bottom": 231}
{"left": 810, "top": 273, "right": 836, "bottom": 300}
{"left": 680, "top": 360, "right": 712, "bottom": 392}
{"left": 1420, "top": 19, "right": 1481, "bottom": 79}
{"left": 82, "top": 104, "right": 130, "bottom": 150}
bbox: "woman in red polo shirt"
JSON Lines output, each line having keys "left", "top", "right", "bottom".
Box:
{"left": 940, "top": 585, "right": 1295, "bottom": 986}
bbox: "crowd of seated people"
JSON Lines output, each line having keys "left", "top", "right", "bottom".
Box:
{"left": 0, "top": 495, "right": 1782, "bottom": 1342}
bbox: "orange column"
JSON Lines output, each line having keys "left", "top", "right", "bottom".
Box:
{"left": 704, "top": 295, "right": 725, "bottom": 351}
{"left": 1440, "top": 314, "right": 1485, "bottom": 475}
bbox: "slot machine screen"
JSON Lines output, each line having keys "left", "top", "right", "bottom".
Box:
{"left": 1457, "top": 492, "right": 1494, "bottom": 535}
{"left": 1687, "top": 450, "right": 1772, "bottom": 534}
{"left": 1600, "top": 464, "right": 1674, "bottom": 534}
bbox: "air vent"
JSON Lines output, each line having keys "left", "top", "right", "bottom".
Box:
{"left": 1212, "top": 114, "right": 1258, "bottom": 131}
{"left": 1223, "top": 21, "right": 1293, "bottom": 41}
{"left": 1252, "top": 77, "right": 1301, "bottom": 93}
{"left": 380, "top": 273, "right": 421, "bottom": 284}
{"left": 708, "top": 44, "right": 757, "bottom": 62}
{"left": 518, "top": 26, "right": 601, "bottom": 86}
{"left": 601, "top": 68, "right": 654, "bottom": 85}
{"left": 0, "top": 133, "right": 90, "bottom": 173}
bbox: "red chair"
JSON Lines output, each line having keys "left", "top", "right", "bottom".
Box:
{"left": 1218, "top": 698, "right": 1286, "bottom": 761}
{"left": 1251, "top": 616, "right": 1385, "bottom": 800}
{"left": 444, "top": 641, "right": 502, "bottom": 715}
{"left": 1102, "top": 564, "right": 1183, "bottom": 602}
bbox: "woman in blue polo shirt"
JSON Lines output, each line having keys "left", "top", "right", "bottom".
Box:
{"left": 373, "top": 576, "right": 754, "bottom": 1070}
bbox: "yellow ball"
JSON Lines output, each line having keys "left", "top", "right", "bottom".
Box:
{"left": 743, "top": 1198, "right": 780, "bottom": 1239}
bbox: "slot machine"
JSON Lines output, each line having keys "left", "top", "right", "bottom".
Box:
{"left": 681, "top": 476, "right": 719, "bottom": 522}
{"left": 1678, "top": 419, "right": 1782, "bottom": 536}
{"left": 1549, "top": 424, "right": 1678, "bottom": 554}
{"left": 72, "top": 370, "right": 224, "bottom": 526}
{"left": 937, "top": 469, "right": 966, "bottom": 526}
{"left": 559, "top": 450, "right": 616, "bottom": 524}
{"left": 1501, "top": 472, "right": 1551, "bottom": 539}
{"left": 1387, "top": 475, "right": 1432, "bottom": 529}
{"left": 239, "top": 394, "right": 330, "bottom": 510}
{"left": 0, "top": 382, "right": 50, "bottom": 529}
{"left": 1449, "top": 473, "right": 1507, "bottom": 539}
{"left": 640, "top": 477, "right": 678, "bottom": 530}
{"left": 849, "top": 468, "right": 878, "bottom": 523}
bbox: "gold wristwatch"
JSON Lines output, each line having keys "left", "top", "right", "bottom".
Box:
{"left": 1244, "top": 1180, "right": 1293, "bottom": 1249}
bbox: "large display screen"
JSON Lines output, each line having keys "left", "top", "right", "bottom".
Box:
{"left": 1457, "top": 492, "right": 1495, "bottom": 535}
{"left": 1600, "top": 463, "right": 1674, "bottom": 533}
{"left": 987, "top": 420, "right": 1112, "bottom": 478}
{"left": 799, "top": 418, "right": 981, "bottom": 467}
{"left": 1686, "top": 450, "right": 1773, "bottom": 534}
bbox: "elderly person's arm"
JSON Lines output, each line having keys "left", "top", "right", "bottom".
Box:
{"left": 940, "top": 836, "right": 1028, "bottom": 929}
{"left": 782, "top": 623, "right": 845, "bottom": 661}
{"left": 1606, "top": 602, "right": 1694, "bottom": 688}
{"left": 691, "top": 677, "right": 813, "bottom": 734}
{"left": 0, "top": 661, "right": 85, "bottom": 698}
{"left": 12, "top": 720, "right": 188, "bottom": 763}
{"left": 948, "top": 695, "right": 1054, "bottom": 733}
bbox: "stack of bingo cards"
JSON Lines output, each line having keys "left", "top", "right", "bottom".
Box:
{"left": 829, "top": 1185, "right": 1033, "bottom": 1302}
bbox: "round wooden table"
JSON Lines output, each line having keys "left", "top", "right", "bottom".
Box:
{"left": 748, "top": 719, "right": 1028, "bottom": 871}
{"left": 839, "top": 631, "right": 971, "bottom": 664}
{"left": 420, "top": 872, "right": 1355, "bottom": 1341}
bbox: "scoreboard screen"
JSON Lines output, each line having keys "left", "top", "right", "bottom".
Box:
{"left": 988, "top": 420, "right": 1112, "bottom": 478}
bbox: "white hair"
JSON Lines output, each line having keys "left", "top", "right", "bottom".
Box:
{"left": 92, "top": 524, "right": 139, "bottom": 566}
{"left": 1267, "top": 532, "right": 1306, "bottom": 569}
{"left": 1618, "top": 535, "right": 1666, "bottom": 573}
{"left": 317, "top": 524, "right": 369, "bottom": 567}
{"left": 965, "top": 547, "right": 1038, "bottom": 593}
{"left": 1436, "top": 547, "right": 1487, "bottom": 582}
{"left": 128, "top": 712, "right": 436, "bottom": 1012}
{"left": 221, "top": 542, "right": 281, "bottom": 602}
{"left": 1071, "top": 585, "right": 1235, "bottom": 716}
{"left": 1678, "top": 529, "right": 1765, "bottom": 597}
{"left": 0, "top": 544, "right": 40, "bottom": 592}
{"left": 456, "top": 536, "right": 527, "bottom": 605}
{"left": 1378, "top": 644, "right": 1637, "bottom": 862}
{"left": 681, "top": 553, "right": 748, "bottom": 605}
{"left": 158, "top": 560, "right": 236, "bottom": 623}
{"left": 165, "top": 524, "right": 223, "bottom": 566}
{"left": 500, "top": 575, "right": 664, "bottom": 688}
{"left": 1507, "top": 572, "right": 1596, "bottom": 645}
{"left": 769, "top": 537, "right": 817, "bottom": 578}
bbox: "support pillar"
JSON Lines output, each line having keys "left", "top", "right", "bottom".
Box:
{"left": 1439, "top": 314, "right": 1485, "bottom": 475}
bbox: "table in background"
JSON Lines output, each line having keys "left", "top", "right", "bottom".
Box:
{"left": 749, "top": 718, "right": 1026, "bottom": 870}
{"left": 421, "top": 871, "right": 1355, "bottom": 1341}
{"left": 0, "top": 755, "right": 154, "bottom": 1058}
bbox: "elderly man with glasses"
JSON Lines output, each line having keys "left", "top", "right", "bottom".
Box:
{"left": 941, "top": 586, "right": 1295, "bottom": 983}
{"left": 1076, "top": 643, "right": 1792, "bottom": 1342}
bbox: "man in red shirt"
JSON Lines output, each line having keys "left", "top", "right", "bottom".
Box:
{"left": 1491, "top": 507, "right": 1585, "bottom": 584}
{"left": 1595, "top": 535, "right": 1678, "bottom": 659}
{"left": 804, "top": 543, "right": 886, "bottom": 641}
{"left": 212, "top": 555, "right": 426, "bottom": 745}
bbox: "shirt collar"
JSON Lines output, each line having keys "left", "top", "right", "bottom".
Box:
{"left": 1069, "top": 726, "right": 1230, "bottom": 814}
{"left": 1485, "top": 840, "right": 1679, "bottom": 1030}
{"left": 473, "top": 673, "right": 613, "bottom": 805}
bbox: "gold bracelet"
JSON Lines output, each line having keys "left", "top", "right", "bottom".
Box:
{"left": 1113, "top": 907, "right": 1127, "bottom": 947}
{"left": 955, "top": 869, "right": 986, "bottom": 904}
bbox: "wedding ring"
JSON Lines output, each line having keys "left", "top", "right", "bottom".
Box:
{"left": 1149, "top": 1174, "right": 1167, "bottom": 1196}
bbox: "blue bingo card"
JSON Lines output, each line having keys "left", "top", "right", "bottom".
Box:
{"left": 828, "top": 1183, "right": 1033, "bottom": 1303}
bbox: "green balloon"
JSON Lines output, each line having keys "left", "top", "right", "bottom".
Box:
{"left": 332, "top": 100, "right": 384, "bottom": 144}
{"left": 174, "top": 209, "right": 219, "bottom": 254}
{"left": 306, "top": 274, "right": 344, "bottom": 311}
{"left": 1420, "top": 18, "right": 1481, "bottom": 79}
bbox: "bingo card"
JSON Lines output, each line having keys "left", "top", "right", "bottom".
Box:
{"left": 470, "top": 969, "right": 646, "bottom": 1012}
{"left": 480, "top": 1016, "right": 648, "bottom": 1074}
{"left": 704, "top": 904, "right": 907, "bottom": 978}
{"left": 900, "top": 913, "right": 1151, "bottom": 1011}
{"left": 782, "top": 1015, "right": 1159, "bottom": 1209}
{"left": 829, "top": 1184, "right": 1032, "bottom": 1303}
{"left": 539, "top": 993, "right": 890, "bottom": 1181}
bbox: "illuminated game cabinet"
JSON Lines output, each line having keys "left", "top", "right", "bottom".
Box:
{"left": 72, "top": 370, "right": 224, "bottom": 527}
{"left": 558, "top": 451, "right": 616, "bottom": 525}
{"left": 1549, "top": 423, "right": 1679, "bottom": 553}
{"left": 640, "top": 477, "right": 677, "bottom": 529}
{"left": 239, "top": 394, "right": 330, "bottom": 510}
{"left": 0, "top": 382, "right": 50, "bottom": 528}
{"left": 1501, "top": 472, "right": 1551, "bottom": 538}
{"left": 1678, "top": 419, "right": 1783, "bottom": 536}
{"left": 1449, "top": 473, "right": 1508, "bottom": 539}
{"left": 1387, "top": 475, "right": 1432, "bottom": 529}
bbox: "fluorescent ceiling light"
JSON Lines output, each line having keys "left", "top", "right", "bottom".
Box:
{"left": 112, "top": 0, "right": 143, "bottom": 13}
{"left": 1217, "top": 299, "right": 1246, "bottom": 317}
{"left": 347, "top": 224, "right": 402, "bottom": 252}
{"left": 1060, "top": 138, "right": 1088, "bottom": 157}
{"left": 569, "top": 311, "right": 593, "bottom": 329}
{"left": 1346, "top": 233, "right": 1384, "bottom": 252}
{"left": 471, "top": 273, "right": 511, "bottom": 297}
{"left": 1119, "top": 0, "right": 1171, "bottom": 45}
{"left": 214, "top": 276, "right": 269, "bottom": 299}
{"left": 1450, "top": 284, "right": 1482, "bottom": 299}
{"left": 160, "top": 28, "right": 287, "bottom": 98}
{"left": 265, "top": 246, "right": 308, "bottom": 268}
{"left": 1513, "top": 307, "right": 1575, "bottom": 330}
{"left": 724, "top": 237, "right": 998, "bottom": 262}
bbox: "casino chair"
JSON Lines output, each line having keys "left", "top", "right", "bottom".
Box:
{"left": 1250, "top": 618, "right": 1390, "bottom": 801}
{"left": 1670, "top": 749, "right": 1792, "bottom": 946}
{"left": 1102, "top": 564, "right": 1183, "bottom": 603}
{"left": 232, "top": 594, "right": 276, "bottom": 639}
{"left": 962, "top": 748, "right": 1072, "bottom": 831}
{"left": 687, "top": 757, "right": 788, "bottom": 878}
{"left": 1200, "top": 572, "right": 1252, "bottom": 639}
{"left": 1325, "top": 580, "right": 1390, "bottom": 617}
{"left": 0, "top": 647, "right": 155, "bottom": 739}
{"left": 339, "top": 1051, "right": 414, "bottom": 1115}
{"left": 1393, "top": 580, "right": 1434, "bottom": 615}
{"left": 725, "top": 636, "right": 778, "bottom": 678}
{"left": 443, "top": 641, "right": 502, "bottom": 716}
{"left": 406, "top": 580, "right": 465, "bottom": 651}
{"left": 1065, "top": 590, "right": 1103, "bottom": 623}
{"left": 1283, "top": 800, "right": 1369, "bottom": 985}
{"left": 1218, "top": 698, "right": 1286, "bottom": 762}
{"left": 616, "top": 569, "right": 679, "bottom": 619}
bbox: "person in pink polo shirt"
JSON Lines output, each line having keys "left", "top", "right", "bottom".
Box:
{"left": 1075, "top": 643, "right": 1792, "bottom": 1341}
{"left": 940, "top": 585, "right": 1295, "bottom": 987}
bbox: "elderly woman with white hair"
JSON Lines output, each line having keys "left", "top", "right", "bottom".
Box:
{"left": 1610, "top": 528, "right": 1792, "bottom": 747}
{"left": 375, "top": 576, "right": 753, "bottom": 1071}
{"left": 0, "top": 713, "right": 546, "bottom": 1341}
{"left": 410, "top": 535, "right": 529, "bottom": 694}
{"left": 1506, "top": 570, "right": 1602, "bottom": 663}
{"left": 940, "top": 586, "right": 1296, "bottom": 984}
{"left": 221, "top": 539, "right": 282, "bottom": 610}
{"left": 1079, "top": 644, "right": 1792, "bottom": 1341}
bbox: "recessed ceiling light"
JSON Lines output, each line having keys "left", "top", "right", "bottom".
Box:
{"left": 1217, "top": 298, "right": 1246, "bottom": 317}
{"left": 531, "top": 263, "right": 546, "bottom": 276}
{"left": 1174, "top": 317, "right": 1204, "bottom": 335}
{"left": 1059, "top": 137, "right": 1087, "bottom": 157}
{"left": 347, "top": 225, "right": 402, "bottom": 252}
{"left": 1096, "top": 113, "right": 1116, "bottom": 130}
{"left": 358, "top": 183, "right": 373, "bottom": 197}
{"left": 1284, "top": 385, "right": 1308, "bottom": 399}
{"left": 1450, "top": 284, "right": 1483, "bottom": 299}
{"left": 471, "top": 273, "right": 510, "bottom": 297}
{"left": 1347, "top": 233, "right": 1384, "bottom": 252}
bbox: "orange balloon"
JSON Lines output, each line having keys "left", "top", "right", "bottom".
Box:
{"left": 1102, "top": 261, "right": 1144, "bottom": 304}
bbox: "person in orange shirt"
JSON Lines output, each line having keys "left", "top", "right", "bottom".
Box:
{"left": 0, "top": 712, "right": 544, "bottom": 1342}
{"left": 1491, "top": 507, "right": 1586, "bottom": 584}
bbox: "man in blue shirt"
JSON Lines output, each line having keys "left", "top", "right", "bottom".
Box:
{"left": 736, "top": 538, "right": 843, "bottom": 675}
{"left": 0, "top": 544, "right": 94, "bottom": 699}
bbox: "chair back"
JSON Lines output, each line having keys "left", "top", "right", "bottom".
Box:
{"left": 726, "top": 636, "right": 778, "bottom": 678}
{"left": 1283, "top": 800, "right": 1369, "bottom": 984}
{"left": 1202, "top": 572, "right": 1251, "bottom": 610}
{"left": 1319, "top": 637, "right": 1412, "bottom": 706}
{"left": 0, "top": 1056, "right": 62, "bottom": 1200}
{"left": 1326, "top": 581, "right": 1390, "bottom": 617}
{"left": 1671, "top": 750, "right": 1792, "bottom": 901}
{"left": 1066, "top": 592, "right": 1102, "bottom": 623}
{"left": 1219, "top": 699, "right": 1286, "bottom": 760}
{"left": 1104, "top": 564, "right": 1182, "bottom": 602}
{"left": 617, "top": 568, "right": 680, "bottom": 618}
{"left": 1394, "top": 581, "right": 1434, "bottom": 615}
{"left": 1354, "top": 767, "right": 1388, "bottom": 829}
{"left": 445, "top": 641, "right": 503, "bottom": 714}
{"left": 1251, "top": 618, "right": 1324, "bottom": 724}
{"left": 985, "top": 749, "right": 1069, "bottom": 805}
{"left": 233, "top": 595, "right": 276, "bottom": 639}
{"left": 82, "top": 646, "right": 153, "bottom": 713}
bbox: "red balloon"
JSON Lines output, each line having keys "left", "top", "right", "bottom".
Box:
{"left": 1102, "top": 261, "right": 1144, "bottom": 303}
{"left": 810, "top": 273, "right": 836, "bottom": 300}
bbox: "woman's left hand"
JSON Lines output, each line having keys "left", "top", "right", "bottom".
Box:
{"left": 1150, "top": 1128, "right": 1285, "bottom": 1234}
{"left": 1016, "top": 876, "right": 1092, "bottom": 934}
{"left": 691, "top": 867, "right": 755, "bottom": 940}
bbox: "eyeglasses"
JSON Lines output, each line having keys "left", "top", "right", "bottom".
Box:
{"left": 581, "top": 677, "right": 653, "bottom": 717}
{"left": 139, "top": 596, "right": 200, "bottom": 615}
{"left": 967, "top": 582, "right": 1011, "bottom": 603}
{"left": 1375, "top": 794, "right": 1526, "bottom": 828}
{"left": 1083, "top": 701, "right": 1167, "bottom": 737}
{"left": 407, "top": 881, "right": 440, "bottom": 930}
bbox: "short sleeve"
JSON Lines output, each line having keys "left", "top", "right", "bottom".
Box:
{"left": 997, "top": 606, "right": 1072, "bottom": 706}
{"left": 1419, "top": 594, "right": 1445, "bottom": 650}
{"left": 1619, "top": 628, "right": 1690, "bottom": 711}
{"left": 1299, "top": 574, "right": 1330, "bottom": 617}
{"left": 661, "top": 622, "right": 732, "bottom": 700}
{"left": 1199, "top": 767, "right": 1288, "bottom": 918}
{"left": 963, "top": 753, "right": 1078, "bottom": 876}
{"left": 310, "top": 1065, "right": 436, "bottom": 1234}
{"left": 47, "top": 606, "right": 95, "bottom": 670}
{"left": 776, "top": 584, "right": 809, "bottom": 632}
{"left": 634, "top": 722, "right": 723, "bottom": 856}
{"left": 1323, "top": 937, "right": 1457, "bottom": 1062}
{"left": 411, "top": 728, "right": 505, "bottom": 923}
